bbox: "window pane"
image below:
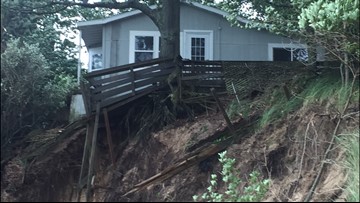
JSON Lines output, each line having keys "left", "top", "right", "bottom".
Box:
{"left": 293, "top": 48, "right": 308, "bottom": 62}
{"left": 135, "top": 36, "right": 154, "bottom": 50}
{"left": 200, "top": 48, "right": 205, "bottom": 55}
{"left": 196, "top": 38, "right": 201, "bottom": 46}
{"left": 92, "top": 54, "right": 102, "bottom": 70}
{"left": 159, "top": 37, "right": 161, "bottom": 51}
{"left": 273, "top": 48, "right": 291, "bottom": 61}
{"left": 191, "top": 37, "right": 206, "bottom": 61}
{"left": 200, "top": 38, "right": 205, "bottom": 46}
{"left": 135, "top": 52, "right": 153, "bottom": 62}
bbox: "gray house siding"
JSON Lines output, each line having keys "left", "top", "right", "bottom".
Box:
{"left": 104, "top": 14, "right": 158, "bottom": 68}
{"left": 180, "top": 5, "right": 293, "bottom": 61}
{"left": 103, "top": 24, "right": 112, "bottom": 69}
{"left": 100, "top": 4, "right": 296, "bottom": 68}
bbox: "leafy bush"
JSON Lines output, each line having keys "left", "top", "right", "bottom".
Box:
{"left": 193, "top": 151, "right": 269, "bottom": 202}
{"left": 1, "top": 38, "right": 77, "bottom": 157}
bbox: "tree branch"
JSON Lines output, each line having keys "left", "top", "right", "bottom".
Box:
{"left": 2, "top": 3, "right": 69, "bottom": 16}
{"left": 50, "top": 0, "right": 161, "bottom": 28}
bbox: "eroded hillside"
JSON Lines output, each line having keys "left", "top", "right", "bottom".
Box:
{"left": 1, "top": 72, "right": 359, "bottom": 202}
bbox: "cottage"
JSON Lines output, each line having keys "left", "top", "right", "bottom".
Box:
{"left": 77, "top": 2, "right": 310, "bottom": 72}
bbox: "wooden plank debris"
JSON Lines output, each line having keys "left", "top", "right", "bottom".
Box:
{"left": 122, "top": 136, "right": 234, "bottom": 197}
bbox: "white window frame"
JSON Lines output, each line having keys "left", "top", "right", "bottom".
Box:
{"left": 268, "top": 43, "right": 308, "bottom": 61}
{"left": 183, "top": 30, "right": 213, "bottom": 60}
{"left": 129, "top": 31, "right": 161, "bottom": 63}
{"left": 88, "top": 46, "right": 103, "bottom": 72}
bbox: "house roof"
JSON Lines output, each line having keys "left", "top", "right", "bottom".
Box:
{"left": 77, "top": 2, "right": 249, "bottom": 48}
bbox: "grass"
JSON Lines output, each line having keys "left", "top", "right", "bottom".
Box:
{"left": 258, "top": 71, "right": 359, "bottom": 128}
{"left": 299, "top": 71, "right": 359, "bottom": 109}
{"left": 226, "top": 98, "right": 253, "bottom": 120}
{"left": 337, "top": 131, "right": 360, "bottom": 202}
{"left": 258, "top": 87, "right": 303, "bottom": 128}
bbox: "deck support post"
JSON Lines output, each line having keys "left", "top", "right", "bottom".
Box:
{"left": 103, "top": 108, "right": 116, "bottom": 168}
{"left": 85, "top": 103, "right": 101, "bottom": 202}
{"left": 210, "top": 88, "right": 235, "bottom": 135}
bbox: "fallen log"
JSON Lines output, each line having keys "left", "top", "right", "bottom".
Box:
{"left": 122, "top": 136, "right": 234, "bottom": 197}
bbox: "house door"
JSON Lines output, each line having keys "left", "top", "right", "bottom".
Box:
{"left": 184, "top": 31, "right": 213, "bottom": 61}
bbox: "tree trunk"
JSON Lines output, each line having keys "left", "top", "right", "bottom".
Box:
{"left": 159, "top": 0, "right": 180, "bottom": 59}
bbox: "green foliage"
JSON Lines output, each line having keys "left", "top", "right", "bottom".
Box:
{"left": 298, "top": 0, "right": 359, "bottom": 31}
{"left": 226, "top": 98, "right": 256, "bottom": 120}
{"left": 1, "top": 0, "right": 116, "bottom": 78}
{"left": 193, "top": 151, "right": 269, "bottom": 202}
{"left": 2, "top": 0, "right": 76, "bottom": 77}
{"left": 300, "top": 72, "right": 358, "bottom": 110}
{"left": 298, "top": 0, "right": 359, "bottom": 58}
{"left": 259, "top": 88, "right": 303, "bottom": 128}
{"left": 1, "top": 39, "right": 77, "bottom": 156}
{"left": 226, "top": 99, "right": 243, "bottom": 120}
{"left": 220, "top": 0, "right": 359, "bottom": 69}
{"left": 336, "top": 131, "right": 360, "bottom": 202}
{"left": 258, "top": 71, "right": 359, "bottom": 128}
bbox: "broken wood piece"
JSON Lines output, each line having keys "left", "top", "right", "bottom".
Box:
{"left": 210, "top": 88, "right": 236, "bottom": 135}
{"left": 86, "top": 103, "right": 101, "bottom": 202}
{"left": 103, "top": 108, "right": 116, "bottom": 168}
{"left": 77, "top": 121, "right": 93, "bottom": 202}
{"left": 122, "top": 136, "right": 234, "bottom": 197}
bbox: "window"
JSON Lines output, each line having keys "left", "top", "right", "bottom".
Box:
{"left": 184, "top": 30, "right": 213, "bottom": 61}
{"left": 269, "top": 43, "right": 308, "bottom": 62}
{"left": 88, "top": 47, "right": 103, "bottom": 72}
{"left": 191, "top": 38, "right": 205, "bottom": 61}
{"left": 130, "top": 31, "right": 160, "bottom": 63}
{"left": 92, "top": 54, "right": 103, "bottom": 70}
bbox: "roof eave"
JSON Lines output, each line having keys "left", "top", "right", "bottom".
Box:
{"left": 188, "top": 2, "right": 250, "bottom": 24}
{"left": 76, "top": 5, "right": 157, "bottom": 28}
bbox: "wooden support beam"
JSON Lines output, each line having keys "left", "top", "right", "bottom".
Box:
{"left": 86, "top": 103, "right": 101, "bottom": 202}
{"left": 76, "top": 120, "right": 93, "bottom": 202}
{"left": 103, "top": 108, "right": 115, "bottom": 168}
{"left": 210, "top": 88, "right": 235, "bottom": 135}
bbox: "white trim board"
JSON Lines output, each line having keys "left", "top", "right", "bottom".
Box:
{"left": 183, "top": 30, "right": 213, "bottom": 60}
{"left": 268, "top": 43, "right": 308, "bottom": 61}
{"left": 77, "top": 2, "right": 249, "bottom": 28}
{"left": 129, "top": 30, "right": 161, "bottom": 63}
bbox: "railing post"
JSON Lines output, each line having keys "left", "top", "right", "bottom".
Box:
{"left": 80, "top": 81, "right": 92, "bottom": 116}
{"left": 130, "top": 67, "right": 136, "bottom": 96}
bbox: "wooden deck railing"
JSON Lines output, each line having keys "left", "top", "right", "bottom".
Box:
{"left": 83, "top": 58, "right": 176, "bottom": 113}
{"left": 181, "top": 60, "right": 225, "bottom": 88}
{"left": 81, "top": 58, "right": 336, "bottom": 115}
{"left": 81, "top": 58, "right": 234, "bottom": 114}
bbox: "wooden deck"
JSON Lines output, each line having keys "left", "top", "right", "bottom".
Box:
{"left": 81, "top": 57, "right": 227, "bottom": 115}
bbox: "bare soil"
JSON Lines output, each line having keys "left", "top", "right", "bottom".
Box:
{"left": 1, "top": 95, "right": 358, "bottom": 202}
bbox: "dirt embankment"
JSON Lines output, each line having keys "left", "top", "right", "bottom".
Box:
{"left": 1, "top": 95, "right": 358, "bottom": 202}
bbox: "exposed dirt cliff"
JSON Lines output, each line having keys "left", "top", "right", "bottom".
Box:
{"left": 1, "top": 79, "right": 359, "bottom": 202}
